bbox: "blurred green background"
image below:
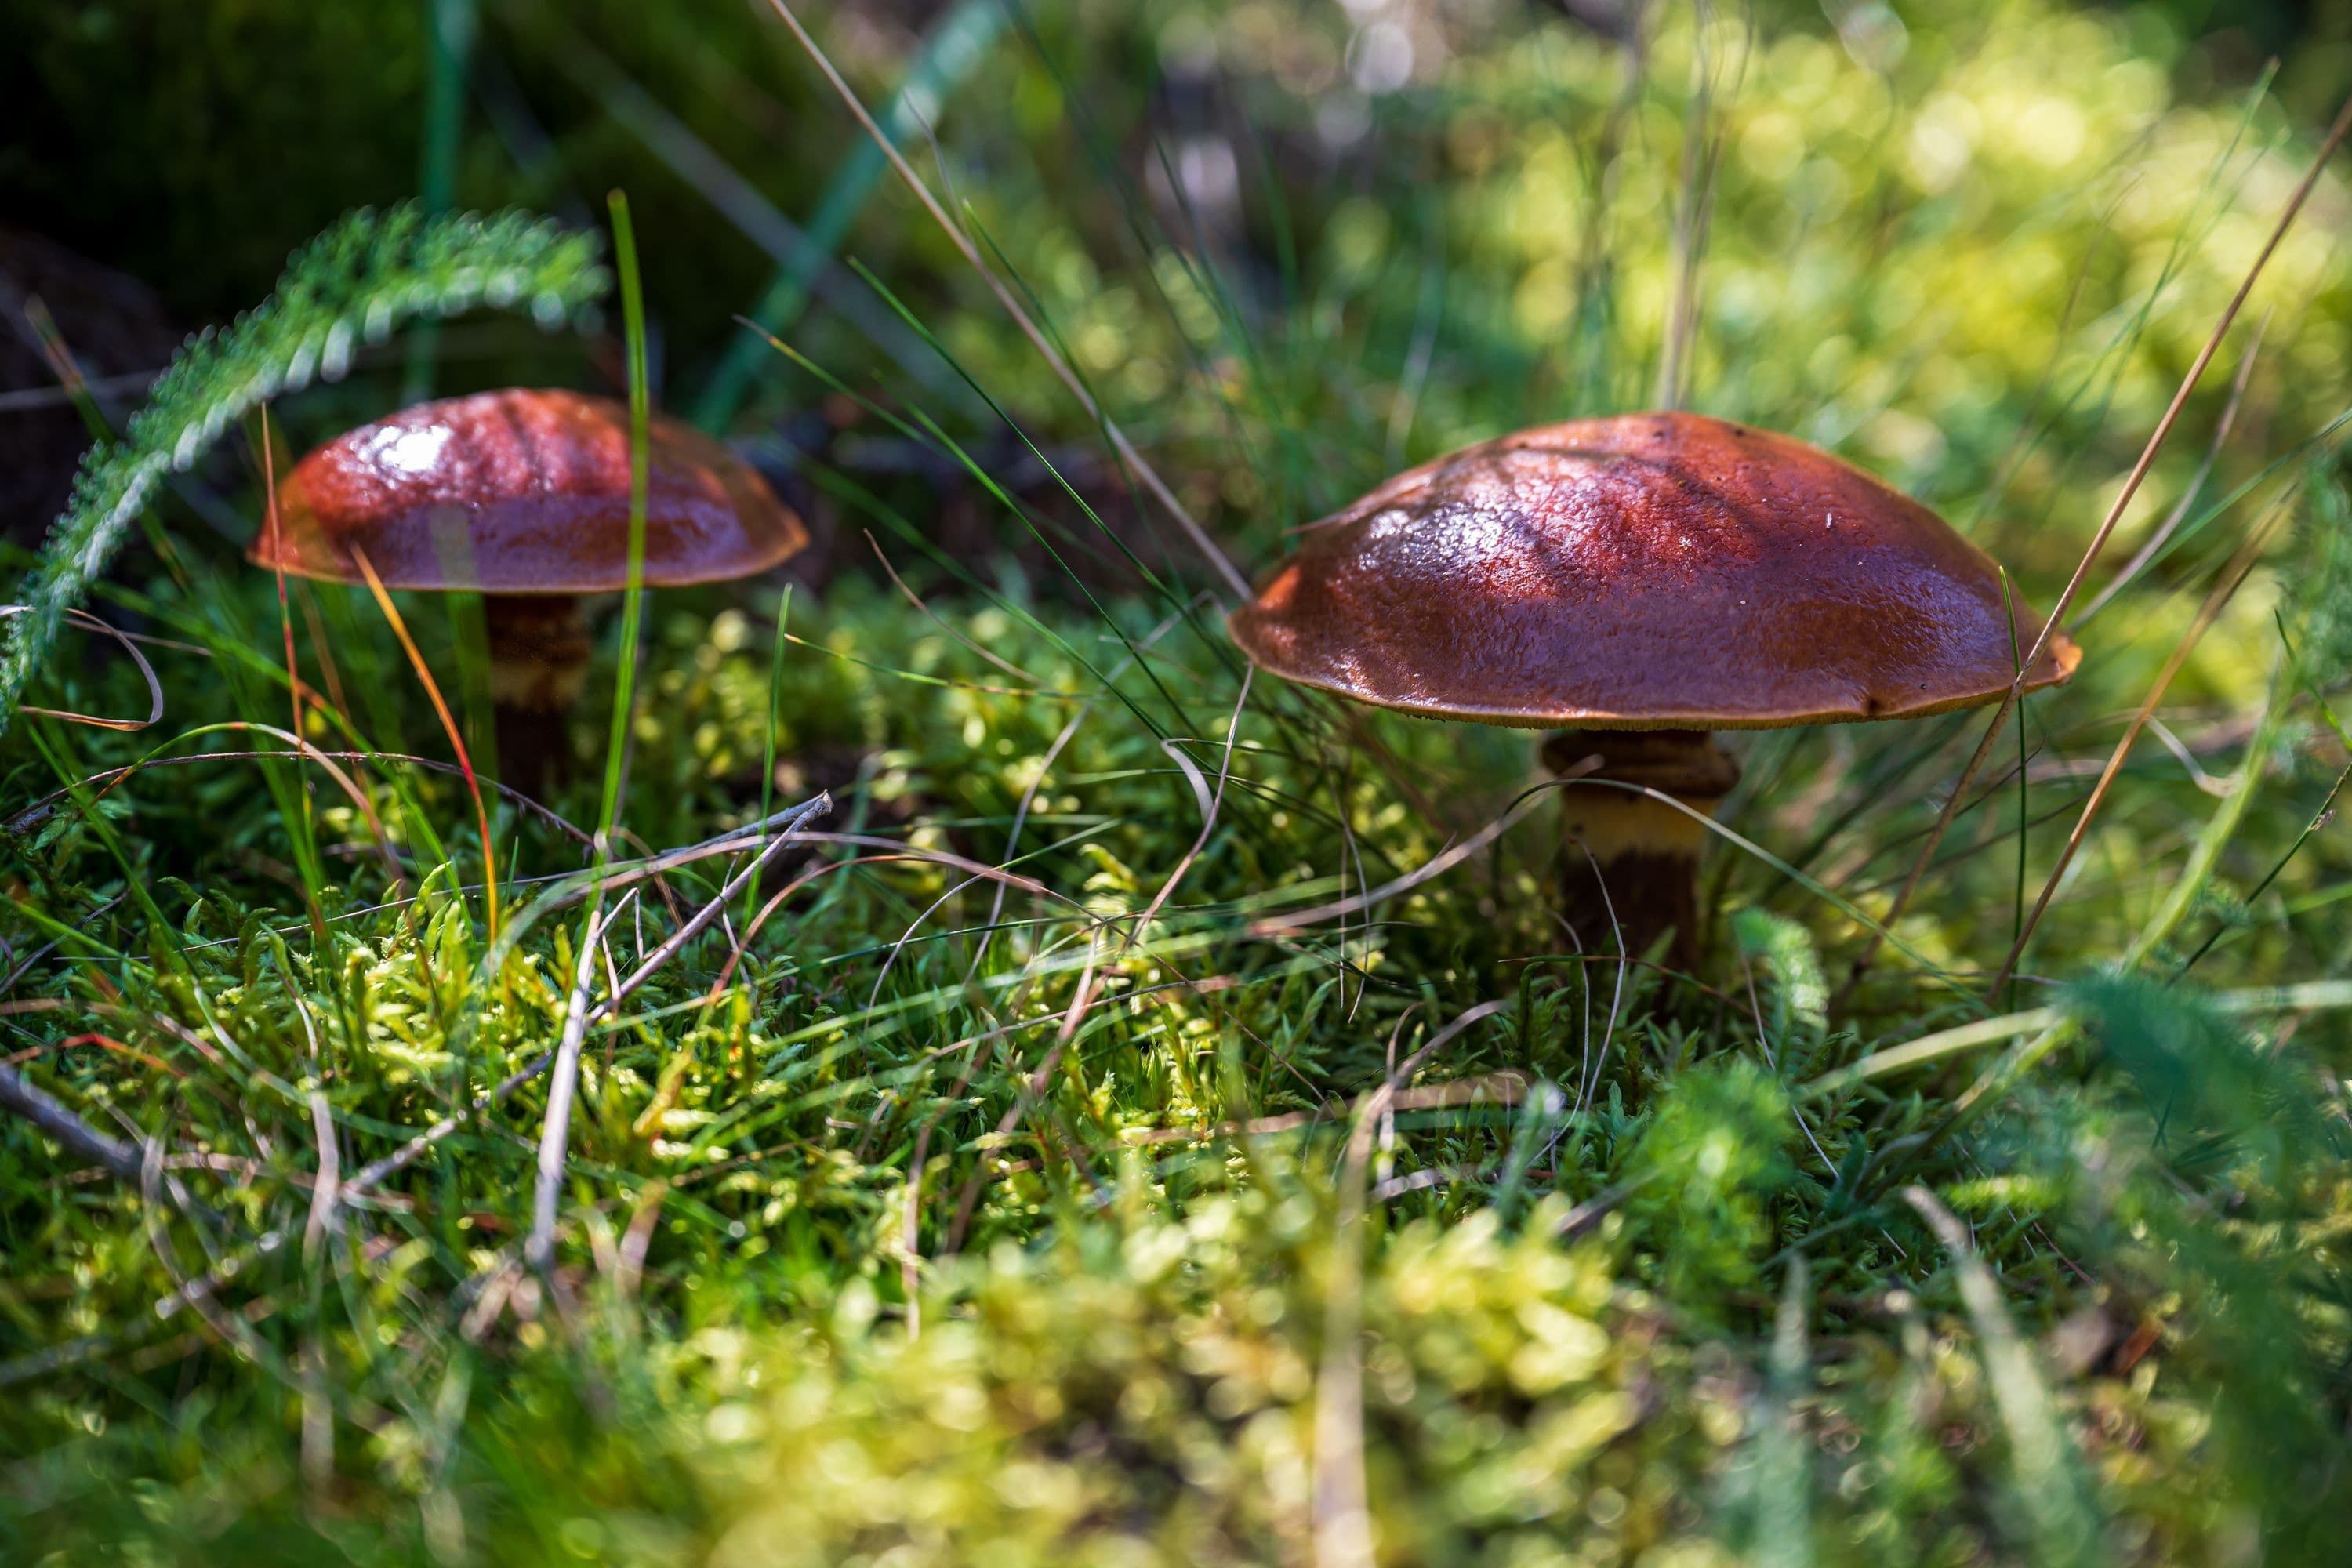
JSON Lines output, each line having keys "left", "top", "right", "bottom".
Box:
{"left": 5, "top": 2, "right": 2348, "bottom": 325}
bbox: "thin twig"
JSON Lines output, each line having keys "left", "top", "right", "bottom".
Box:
{"left": 1988, "top": 499, "right": 2287, "bottom": 993}
{"left": 942, "top": 931, "right": 1120, "bottom": 1256}
{"left": 0, "top": 1061, "right": 145, "bottom": 1182}
{"left": 1570, "top": 838, "right": 1630, "bottom": 1119}
{"left": 334, "top": 799, "right": 831, "bottom": 1206}
{"left": 1129, "top": 669, "right": 1253, "bottom": 945}
{"left": 127, "top": 804, "right": 834, "bottom": 1343}
{"left": 0, "top": 895, "right": 125, "bottom": 997}
{"left": 583, "top": 794, "right": 833, "bottom": 1027}
{"left": 866, "top": 530, "right": 1037, "bottom": 681}
{"left": 2072, "top": 307, "right": 2270, "bottom": 627}
{"left": 527, "top": 905, "right": 613, "bottom": 1276}
{"left": 1253, "top": 772, "right": 1581, "bottom": 935}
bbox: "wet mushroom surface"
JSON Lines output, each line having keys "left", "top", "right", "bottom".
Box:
{"left": 1230, "top": 411, "right": 2080, "bottom": 963}
{"left": 1230, "top": 412, "right": 2078, "bottom": 730}
{"left": 250, "top": 386, "right": 807, "bottom": 791}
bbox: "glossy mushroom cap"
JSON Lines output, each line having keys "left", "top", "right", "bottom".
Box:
{"left": 1229, "top": 412, "right": 2079, "bottom": 730}
{"left": 249, "top": 388, "right": 807, "bottom": 594}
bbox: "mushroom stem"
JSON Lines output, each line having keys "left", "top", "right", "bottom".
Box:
{"left": 1543, "top": 730, "right": 1740, "bottom": 971}
{"left": 482, "top": 594, "right": 591, "bottom": 798}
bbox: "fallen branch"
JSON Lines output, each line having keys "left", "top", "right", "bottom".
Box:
{"left": 0, "top": 1060, "right": 144, "bottom": 1182}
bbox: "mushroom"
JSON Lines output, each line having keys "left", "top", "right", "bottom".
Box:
{"left": 252, "top": 387, "right": 807, "bottom": 794}
{"left": 1228, "top": 412, "right": 2080, "bottom": 966}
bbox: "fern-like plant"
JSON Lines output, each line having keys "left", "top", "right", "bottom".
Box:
{"left": 0, "top": 203, "right": 609, "bottom": 735}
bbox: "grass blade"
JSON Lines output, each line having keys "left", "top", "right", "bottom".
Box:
{"left": 758, "top": 0, "right": 1252, "bottom": 603}
{"left": 1848, "top": 87, "right": 2352, "bottom": 994}
{"left": 694, "top": 0, "right": 1005, "bottom": 430}
{"left": 1904, "top": 1188, "right": 2101, "bottom": 1566}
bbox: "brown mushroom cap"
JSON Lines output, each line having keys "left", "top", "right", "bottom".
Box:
{"left": 249, "top": 388, "right": 808, "bottom": 594}
{"left": 1229, "top": 412, "right": 2080, "bottom": 730}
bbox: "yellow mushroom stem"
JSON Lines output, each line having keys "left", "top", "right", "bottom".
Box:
{"left": 1543, "top": 729, "right": 1740, "bottom": 970}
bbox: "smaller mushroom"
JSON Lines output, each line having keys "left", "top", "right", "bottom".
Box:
{"left": 252, "top": 387, "right": 807, "bottom": 794}
{"left": 1229, "top": 412, "right": 2080, "bottom": 967}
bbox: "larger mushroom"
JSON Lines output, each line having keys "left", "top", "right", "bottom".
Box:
{"left": 252, "top": 387, "right": 807, "bottom": 793}
{"left": 1228, "top": 412, "right": 2079, "bottom": 965}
